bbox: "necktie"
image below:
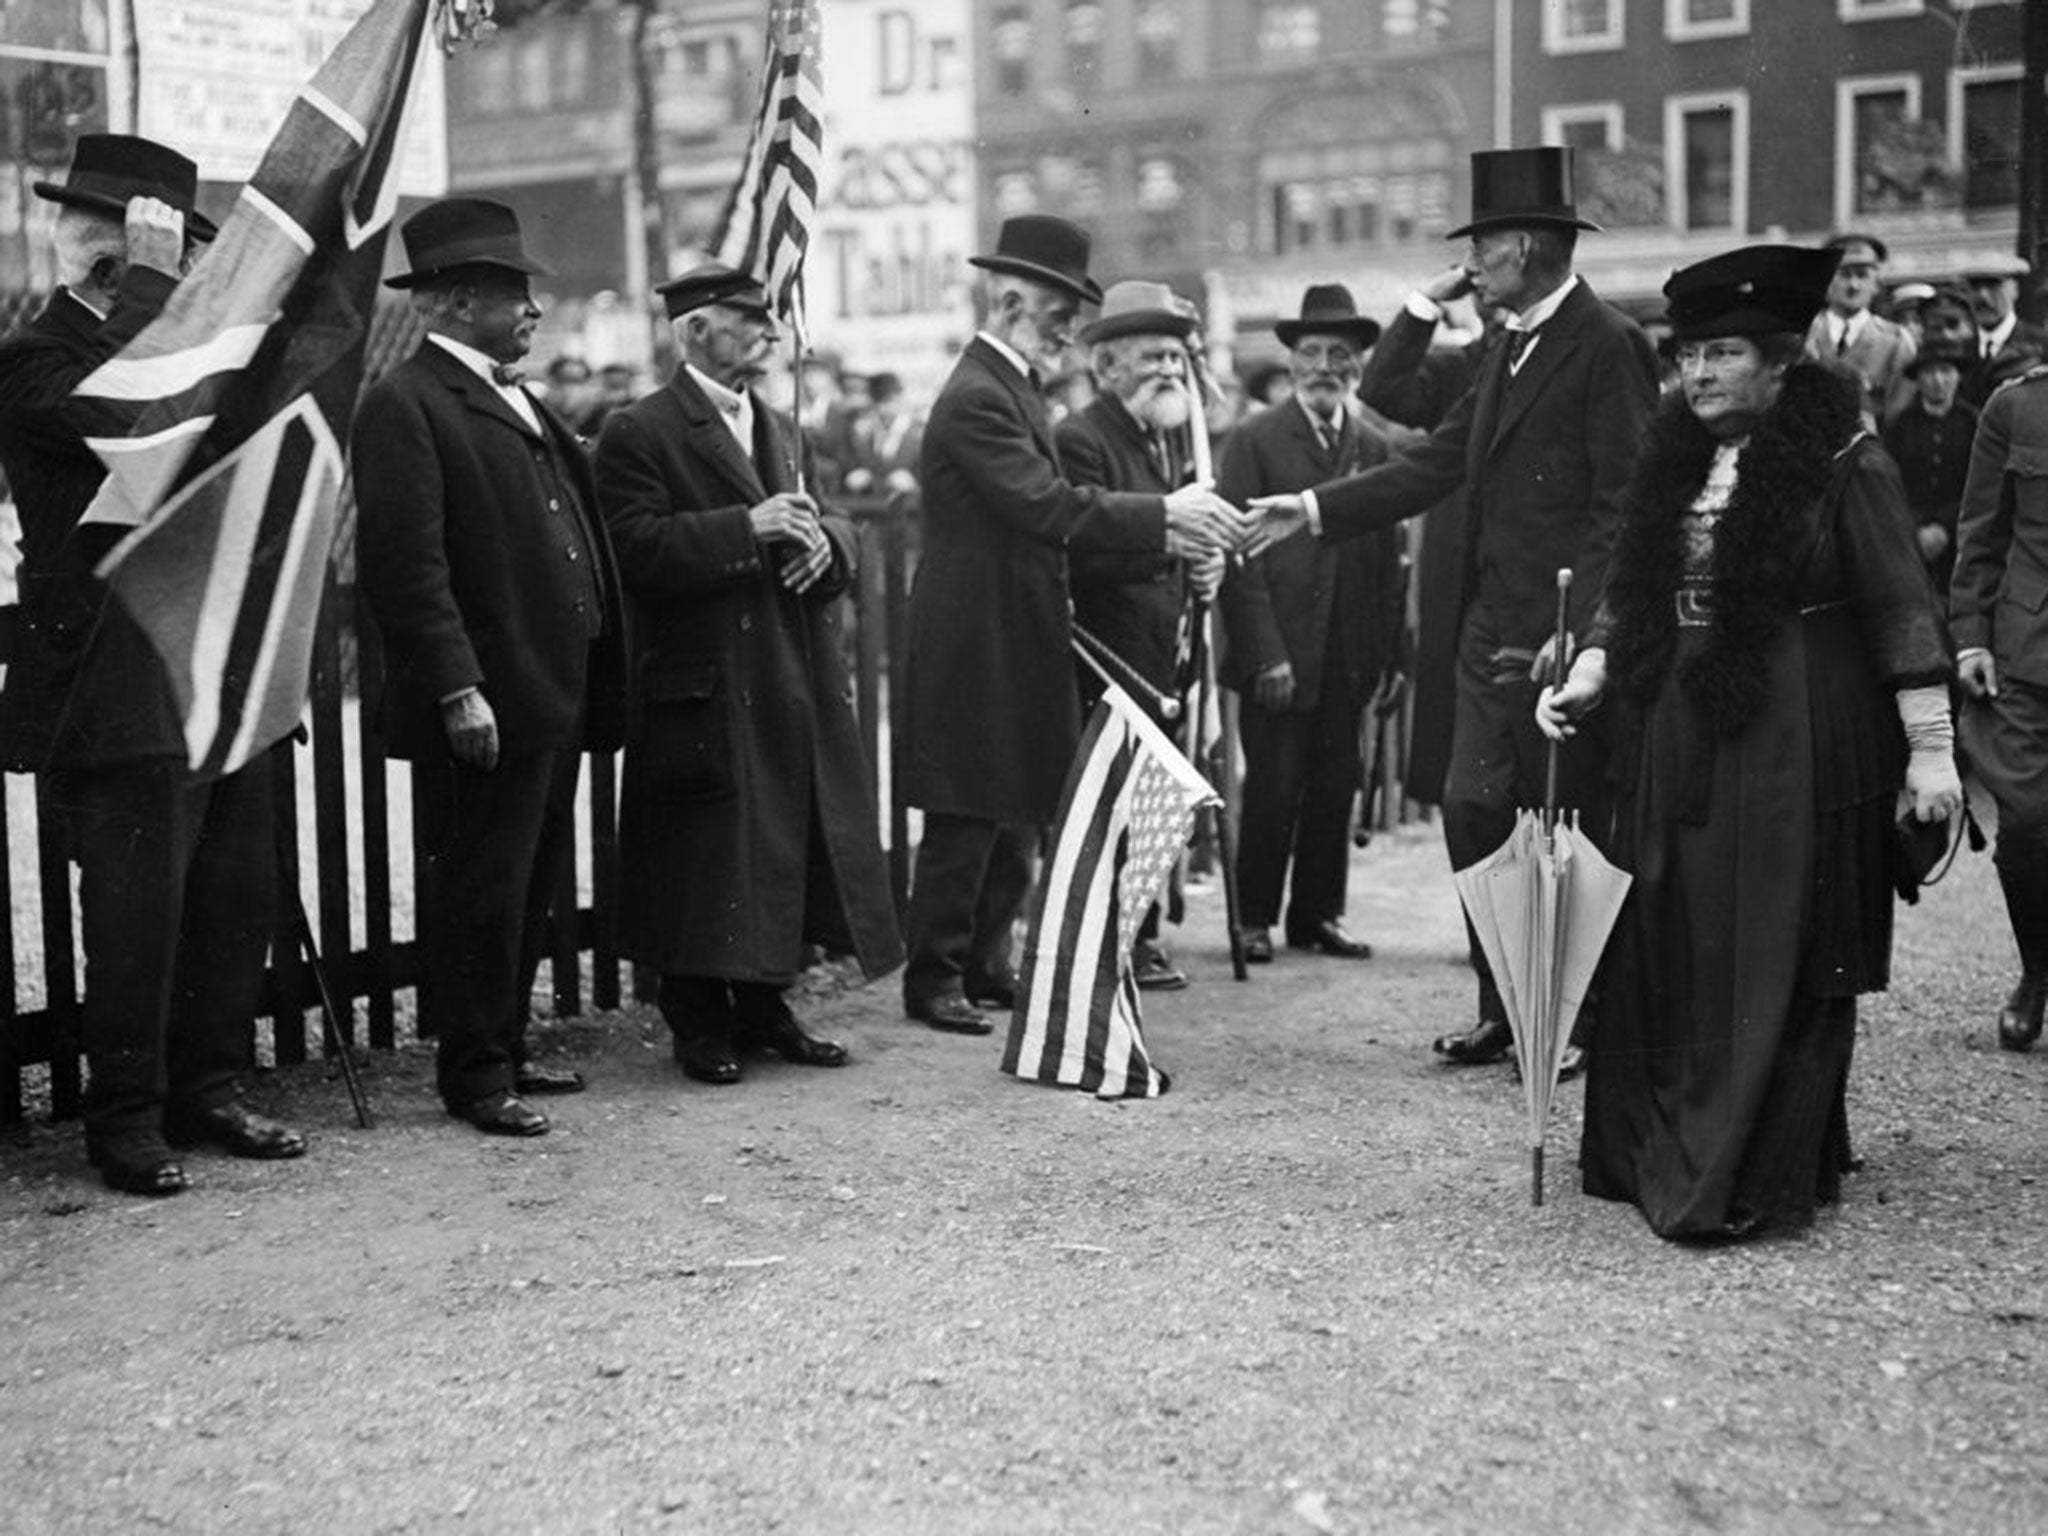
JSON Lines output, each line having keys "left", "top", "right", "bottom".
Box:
{"left": 1836, "top": 325, "right": 1850, "bottom": 358}
{"left": 1150, "top": 431, "right": 1174, "bottom": 482}
{"left": 1507, "top": 327, "right": 1538, "bottom": 371}
{"left": 492, "top": 363, "right": 525, "bottom": 387}
{"left": 1314, "top": 416, "right": 1338, "bottom": 455}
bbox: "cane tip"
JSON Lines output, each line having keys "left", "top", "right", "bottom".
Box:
{"left": 1556, "top": 567, "right": 1572, "bottom": 590}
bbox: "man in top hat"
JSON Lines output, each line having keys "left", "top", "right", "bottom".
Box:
{"left": 591, "top": 264, "right": 901, "bottom": 1085}
{"left": 0, "top": 132, "right": 305, "bottom": 1196}
{"left": 1217, "top": 284, "right": 1402, "bottom": 965}
{"left": 1882, "top": 339, "right": 1979, "bottom": 596}
{"left": 351, "top": 198, "right": 626, "bottom": 1136}
{"left": 1804, "top": 232, "right": 1917, "bottom": 428}
{"left": 1058, "top": 279, "right": 1220, "bottom": 990}
{"left": 1960, "top": 253, "right": 2047, "bottom": 409}
{"left": 1250, "top": 146, "right": 1658, "bottom": 1073}
{"left": 899, "top": 214, "right": 1250, "bottom": 1033}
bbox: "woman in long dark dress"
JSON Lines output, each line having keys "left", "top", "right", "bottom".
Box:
{"left": 1537, "top": 246, "right": 1962, "bottom": 1241}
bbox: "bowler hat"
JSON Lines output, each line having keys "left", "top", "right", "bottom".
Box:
{"left": 1079, "top": 280, "right": 1197, "bottom": 346}
{"left": 657, "top": 262, "right": 772, "bottom": 320}
{"left": 967, "top": 215, "right": 1104, "bottom": 306}
{"left": 33, "top": 132, "right": 218, "bottom": 241}
{"left": 1446, "top": 147, "right": 1600, "bottom": 240}
{"left": 1662, "top": 245, "right": 1842, "bottom": 341}
{"left": 385, "top": 198, "right": 553, "bottom": 289}
{"left": 1274, "top": 284, "right": 1382, "bottom": 349}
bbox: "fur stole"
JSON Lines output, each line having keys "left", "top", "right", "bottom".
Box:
{"left": 1603, "top": 362, "right": 1863, "bottom": 736}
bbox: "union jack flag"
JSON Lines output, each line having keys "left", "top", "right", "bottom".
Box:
{"left": 1002, "top": 683, "right": 1218, "bottom": 1100}
{"left": 713, "top": 0, "right": 825, "bottom": 327}
{"left": 64, "top": 0, "right": 459, "bottom": 777}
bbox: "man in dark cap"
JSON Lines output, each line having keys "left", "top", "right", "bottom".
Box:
{"left": 592, "top": 264, "right": 901, "bottom": 1085}
{"left": 352, "top": 198, "right": 626, "bottom": 1136}
{"left": 0, "top": 133, "right": 304, "bottom": 1196}
{"left": 900, "top": 215, "right": 1250, "bottom": 1034}
{"left": 1250, "top": 147, "right": 1658, "bottom": 1075}
{"left": 1803, "top": 232, "right": 1916, "bottom": 427}
{"left": 1218, "top": 283, "right": 1401, "bottom": 966}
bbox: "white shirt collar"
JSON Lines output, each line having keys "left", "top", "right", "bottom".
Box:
{"left": 1984, "top": 312, "right": 2018, "bottom": 354}
{"left": 1295, "top": 395, "right": 1342, "bottom": 439}
{"left": 976, "top": 329, "right": 1035, "bottom": 380}
{"left": 687, "top": 363, "right": 755, "bottom": 448}
{"left": 428, "top": 333, "right": 540, "bottom": 434}
{"left": 1503, "top": 273, "right": 1578, "bottom": 333}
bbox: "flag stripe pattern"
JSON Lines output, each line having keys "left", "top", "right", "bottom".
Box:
{"left": 66, "top": 0, "right": 435, "bottom": 775}
{"left": 712, "top": 0, "right": 824, "bottom": 323}
{"left": 1003, "top": 684, "right": 1218, "bottom": 1100}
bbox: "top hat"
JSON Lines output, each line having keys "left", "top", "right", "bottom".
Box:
{"left": 33, "top": 133, "right": 218, "bottom": 242}
{"left": 657, "top": 262, "right": 772, "bottom": 320}
{"left": 967, "top": 215, "right": 1104, "bottom": 306}
{"left": 385, "top": 198, "right": 553, "bottom": 289}
{"left": 1662, "top": 245, "right": 1843, "bottom": 341}
{"left": 1079, "top": 280, "right": 1198, "bottom": 346}
{"left": 1446, "top": 147, "right": 1601, "bottom": 240}
{"left": 1274, "top": 284, "right": 1382, "bottom": 349}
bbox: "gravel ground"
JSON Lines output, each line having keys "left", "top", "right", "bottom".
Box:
{"left": 1, "top": 821, "right": 2043, "bottom": 1536}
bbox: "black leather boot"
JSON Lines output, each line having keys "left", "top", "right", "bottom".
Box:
{"left": 1998, "top": 971, "right": 2045, "bottom": 1052}
{"left": 1995, "top": 860, "right": 2048, "bottom": 1052}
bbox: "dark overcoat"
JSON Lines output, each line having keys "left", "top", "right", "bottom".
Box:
{"left": 904, "top": 337, "right": 1166, "bottom": 824}
{"left": 1057, "top": 392, "right": 1189, "bottom": 697}
{"left": 1314, "top": 279, "right": 1657, "bottom": 648}
{"left": 351, "top": 343, "right": 626, "bottom": 760}
{"left": 1216, "top": 398, "right": 1401, "bottom": 710}
{"left": 0, "top": 273, "right": 190, "bottom": 769}
{"left": 593, "top": 369, "right": 901, "bottom": 983}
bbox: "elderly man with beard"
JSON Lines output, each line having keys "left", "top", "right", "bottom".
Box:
{"left": 900, "top": 217, "right": 1251, "bottom": 1034}
{"left": 1218, "top": 285, "right": 1401, "bottom": 965}
{"left": 1057, "top": 281, "right": 1222, "bottom": 990}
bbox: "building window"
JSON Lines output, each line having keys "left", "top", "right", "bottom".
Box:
{"left": 992, "top": 6, "right": 1033, "bottom": 98}
{"left": 515, "top": 36, "right": 552, "bottom": 112}
{"left": 1064, "top": 1, "right": 1104, "bottom": 90}
{"left": 1257, "top": 2, "right": 1321, "bottom": 65}
{"left": 993, "top": 168, "right": 1040, "bottom": 219}
{"left": 1952, "top": 66, "right": 2022, "bottom": 210}
{"left": 1259, "top": 140, "right": 1453, "bottom": 255}
{"left": 1381, "top": 1, "right": 1453, "bottom": 43}
{"left": 1543, "top": 0, "right": 1623, "bottom": 54}
{"left": 1135, "top": 0, "right": 1183, "bottom": 82}
{"left": 1541, "top": 103, "right": 1623, "bottom": 155}
{"left": 1835, "top": 73, "right": 1951, "bottom": 220}
{"left": 1665, "top": 90, "right": 1747, "bottom": 232}
{"left": 1838, "top": 0, "right": 1923, "bottom": 18}
{"left": 1666, "top": 0, "right": 1747, "bottom": 40}
{"left": 1136, "top": 154, "right": 1191, "bottom": 261}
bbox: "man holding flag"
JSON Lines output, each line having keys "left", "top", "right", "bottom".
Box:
{"left": 0, "top": 135, "right": 305, "bottom": 1195}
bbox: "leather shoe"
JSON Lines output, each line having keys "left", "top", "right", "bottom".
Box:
{"left": 1287, "top": 918, "right": 1374, "bottom": 959}
{"left": 1998, "top": 970, "right": 2045, "bottom": 1052}
{"left": 450, "top": 1091, "right": 550, "bottom": 1136}
{"left": 738, "top": 999, "right": 849, "bottom": 1067}
{"left": 1433, "top": 1016, "right": 1514, "bottom": 1066}
{"left": 965, "top": 968, "right": 1019, "bottom": 1010}
{"left": 907, "top": 993, "right": 995, "bottom": 1035}
{"left": 1132, "top": 939, "right": 1187, "bottom": 991}
{"left": 88, "top": 1136, "right": 189, "bottom": 1197}
{"left": 164, "top": 1100, "right": 308, "bottom": 1159}
{"left": 515, "top": 1063, "right": 586, "bottom": 1095}
{"left": 1241, "top": 928, "right": 1275, "bottom": 964}
{"left": 677, "top": 1037, "right": 744, "bottom": 1085}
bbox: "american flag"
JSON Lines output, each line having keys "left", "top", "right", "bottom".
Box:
{"left": 712, "top": 0, "right": 824, "bottom": 325}
{"left": 62, "top": 0, "right": 455, "bottom": 777}
{"left": 1003, "top": 683, "right": 1219, "bottom": 1100}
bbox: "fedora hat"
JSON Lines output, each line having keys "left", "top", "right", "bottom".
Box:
{"left": 967, "top": 215, "right": 1104, "bottom": 306}
{"left": 1446, "top": 147, "right": 1600, "bottom": 240}
{"left": 1274, "top": 284, "right": 1382, "bottom": 349}
{"left": 657, "top": 262, "right": 772, "bottom": 320}
{"left": 1079, "top": 280, "right": 1197, "bottom": 345}
{"left": 33, "top": 132, "right": 218, "bottom": 242}
{"left": 1662, "top": 245, "right": 1842, "bottom": 341}
{"left": 385, "top": 198, "right": 553, "bottom": 289}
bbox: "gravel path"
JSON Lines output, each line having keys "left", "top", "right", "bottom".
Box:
{"left": 2, "top": 822, "right": 2043, "bottom": 1535}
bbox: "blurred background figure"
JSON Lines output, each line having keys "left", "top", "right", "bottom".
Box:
{"left": 578, "top": 360, "right": 642, "bottom": 436}
{"left": 842, "top": 370, "right": 922, "bottom": 502}
{"left": 1881, "top": 340, "right": 1977, "bottom": 596}
{"left": 1803, "top": 232, "right": 1915, "bottom": 429}
{"left": 542, "top": 354, "right": 597, "bottom": 429}
{"left": 1241, "top": 360, "right": 1292, "bottom": 417}
{"left": 1885, "top": 280, "right": 1938, "bottom": 347}
{"left": 1960, "top": 256, "right": 2046, "bottom": 409}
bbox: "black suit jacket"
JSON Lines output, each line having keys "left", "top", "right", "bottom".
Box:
{"left": 1315, "top": 279, "right": 1657, "bottom": 646}
{"left": 351, "top": 342, "right": 625, "bottom": 760}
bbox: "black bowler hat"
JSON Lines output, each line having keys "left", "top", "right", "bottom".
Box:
{"left": 1662, "top": 245, "right": 1843, "bottom": 341}
{"left": 1446, "top": 147, "right": 1601, "bottom": 240}
{"left": 33, "top": 132, "right": 218, "bottom": 241}
{"left": 656, "top": 262, "right": 772, "bottom": 320}
{"left": 967, "top": 214, "right": 1104, "bottom": 305}
{"left": 385, "top": 198, "right": 553, "bottom": 289}
{"left": 1274, "top": 284, "right": 1382, "bottom": 349}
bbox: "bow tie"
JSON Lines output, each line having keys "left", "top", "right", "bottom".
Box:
{"left": 491, "top": 364, "right": 525, "bottom": 387}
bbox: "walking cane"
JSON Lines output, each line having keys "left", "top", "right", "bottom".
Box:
{"left": 295, "top": 893, "right": 372, "bottom": 1129}
{"left": 1187, "top": 602, "right": 1250, "bottom": 980}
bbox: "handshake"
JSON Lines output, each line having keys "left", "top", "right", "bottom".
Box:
{"left": 1163, "top": 484, "right": 1308, "bottom": 563}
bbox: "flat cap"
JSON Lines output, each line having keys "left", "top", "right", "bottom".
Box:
{"left": 658, "top": 262, "right": 772, "bottom": 320}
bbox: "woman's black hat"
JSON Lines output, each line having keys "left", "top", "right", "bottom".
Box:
{"left": 1274, "top": 284, "right": 1382, "bottom": 349}
{"left": 967, "top": 215, "right": 1104, "bottom": 306}
{"left": 1662, "top": 245, "right": 1843, "bottom": 341}
{"left": 385, "top": 198, "right": 554, "bottom": 289}
{"left": 1446, "top": 147, "right": 1600, "bottom": 239}
{"left": 33, "top": 132, "right": 219, "bottom": 241}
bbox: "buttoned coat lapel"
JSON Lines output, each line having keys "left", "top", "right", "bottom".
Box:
{"left": 665, "top": 368, "right": 772, "bottom": 506}
{"left": 1485, "top": 285, "right": 1590, "bottom": 459}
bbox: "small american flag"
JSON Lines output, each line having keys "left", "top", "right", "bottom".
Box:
{"left": 712, "top": 0, "right": 825, "bottom": 326}
{"left": 1003, "top": 683, "right": 1219, "bottom": 1100}
{"left": 63, "top": 0, "right": 453, "bottom": 777}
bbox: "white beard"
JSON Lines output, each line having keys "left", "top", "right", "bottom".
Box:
{"left": 1128, "top": 381, "right": 1192, "bottom": 431}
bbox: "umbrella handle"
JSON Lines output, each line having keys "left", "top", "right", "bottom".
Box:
{"left": 1543, "top": 568, "right": 1572, "bottom": 833}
